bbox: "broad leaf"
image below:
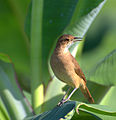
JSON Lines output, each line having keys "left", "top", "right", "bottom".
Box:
{"left": 100, "top": 86, "right": 116, "bottom": 107}
{"left": 72, "top": 101, "right": 116, "bottom": 120}
{"left": 0, "top": 98, "right": 10, "bottom": 120}
{"left": 25, "top": 101, "right": 76, "bottom": 120}
{"left": 25, "top": 101, "right": 116, "bottom": 120}
{"left": 77, "top": 29, "right": 116, "bottom": 86}
{"left": 89, "top": 49, "right": 116, "bottom": 86}
{"left": 0, "top": 53, "right": 32, "bottom": 120}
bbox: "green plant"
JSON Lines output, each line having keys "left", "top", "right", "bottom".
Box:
{"left": 0, "top": 0, "right": 116, "bottom": 120}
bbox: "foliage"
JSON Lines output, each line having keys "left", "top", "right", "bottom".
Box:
{"left": 0, "top": 0, "right": 116, "bottom": 120}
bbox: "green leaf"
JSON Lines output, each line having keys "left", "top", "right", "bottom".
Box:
{"left": 68, "top": 0, "right": 107, "bottom": 57}
{"left": 73, "top": 101, "right": 116, "bottom": 119}
{"left": 77, "top": 28, "right": 116, "bottom": 87}
{"left": 25, "top": 101, "right": 76, "bottom": 120}
{"left": 71, "top": 110, "right": 101, "bottom": 120}
{"left": 77, "top": 103, "right": 116, "bottom": 116}
{"left": 0, "top": 98, "right": 10, "bottom": 120}
{"left": 100, "top": 86, "right": 116, "bottom": 107}
{"left": 0, "top": 53, "right": 11, "bottom": 63}
{"left": 0, "top": 54, "right": 32, "bottom": 120}
{"left": 42, "top": 77, "right": 66, "bottom": 112}
{"left": 25, "top": 100, "right": 116, "bottom": 120}
{"left": 89, "top": 49, "right": 116, "bottom": 86}
{"left": 64, "top": 0, "right": 106, "bottom": 36}
{"left": 99, "top": 86, "right": 116, "bottom": 119}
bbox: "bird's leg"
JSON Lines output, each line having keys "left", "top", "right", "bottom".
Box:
{"left": 57, "top": 87, "right": 71, "bottom": 106}
{"left": 63, "top": 88, "right": 78, "bottom": 102}
{"left": 57, "top": 87, "right": 78, "bottom": 106}
{"left": 62, "top": 87, "right": 71, "bottom": 100}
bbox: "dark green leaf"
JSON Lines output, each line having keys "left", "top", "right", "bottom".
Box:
{"left": 25, "top": 101, "right": 76, "bottom": 120}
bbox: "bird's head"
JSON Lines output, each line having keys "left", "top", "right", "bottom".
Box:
{"left": 58, "top": 34, "right": 82, "bottom": 47}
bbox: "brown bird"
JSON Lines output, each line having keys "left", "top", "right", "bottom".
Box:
{"left": 50, "top": 34, "right": 94, "bottom": 105}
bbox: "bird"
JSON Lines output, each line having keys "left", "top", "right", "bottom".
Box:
{"left": 50, "top": 34, "right": 94, "bottom": 105}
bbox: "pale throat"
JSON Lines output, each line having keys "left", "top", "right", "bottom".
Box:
{"left": 64, "top": 43, "right": 73, "bottom": 53}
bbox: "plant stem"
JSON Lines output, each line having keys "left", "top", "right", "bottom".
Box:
{"left": 31, "top": 0, "right": 44, "bottom": 114}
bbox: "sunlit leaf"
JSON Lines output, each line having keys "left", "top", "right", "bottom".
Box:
{"left": 72, "top": 101, "right": 116, "bottom": 120}
{"left": 100, "top": 86, "right": 116, "bottom": 107}
{"left": 0, "top": 98, "right": 10, "bottom": 120}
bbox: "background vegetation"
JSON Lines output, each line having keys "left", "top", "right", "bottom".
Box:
{"left": 0, "top": 0, "right": 116, "bottom": 120}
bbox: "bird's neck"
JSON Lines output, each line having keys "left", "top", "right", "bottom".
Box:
{"left": 55, "top": 42, "right": 70, "bottom": 55}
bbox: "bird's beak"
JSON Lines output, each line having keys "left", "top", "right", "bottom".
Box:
{"left": 73, "top": 37, "right": 83, "bottom": 42}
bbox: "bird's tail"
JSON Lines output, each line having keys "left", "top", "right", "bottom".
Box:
{"left": 80, "top": 85, "right": 94, "bottom": 103}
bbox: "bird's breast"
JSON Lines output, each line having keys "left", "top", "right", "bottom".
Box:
{"left": 50, "top": 52, "right": 77, "bottom": 87}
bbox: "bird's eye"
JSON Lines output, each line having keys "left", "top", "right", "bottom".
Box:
{"left": 65, "top": 39, "right": 69, "bottom": 41}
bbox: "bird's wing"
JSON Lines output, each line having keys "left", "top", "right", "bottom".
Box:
{"left": 71, "top": 55, "right": 87, "bottom": 83}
